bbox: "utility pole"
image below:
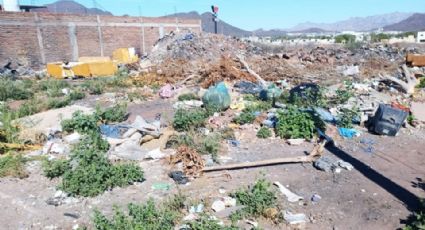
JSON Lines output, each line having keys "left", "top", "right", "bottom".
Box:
{"left": 211, "top": 5, "right": 219, "bottom": 34}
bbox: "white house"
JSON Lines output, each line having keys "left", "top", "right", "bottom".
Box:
{"left": 417, "top": 32, "right": 425, "bottom": 43}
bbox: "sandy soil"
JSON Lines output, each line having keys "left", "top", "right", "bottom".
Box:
{"left": 0, "top": 101, "right": 424, "bottom": 230}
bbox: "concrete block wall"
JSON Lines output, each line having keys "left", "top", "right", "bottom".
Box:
{"left": 0, "top": 12, "right": 201, "bottom": 69}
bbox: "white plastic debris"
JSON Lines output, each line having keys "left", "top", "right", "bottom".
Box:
{"left": 274, "top": 182, "right": 303, "bottom": 203}
{"left": 63, "top": 132, "right": 81, "bottom": 144}
{"left": 173, "top": 100, "right": 203, "bottom": 109}
{"left": 311, "top": 194, "right": 322, "bottom": 202}
{"left": 283, "top": 210, "right": 307, "bottom": 225}
{"left": 61, "top": 88, "right": 70, "bottom": 95}
{"left": 189, "top": 203, "right": 204, "bottom": 214}
{"left": 223, "top": 196, "right": 237, "bottom": 207}
{"left": 287, "top": 139, "right": 305, "bottom": 146}
{"left": 211, "top": 200, "right": 226, "bottom": 212}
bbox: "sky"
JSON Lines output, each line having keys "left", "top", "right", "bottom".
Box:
{"left": 13, "top": 0, "right": 425, "bottom": 30}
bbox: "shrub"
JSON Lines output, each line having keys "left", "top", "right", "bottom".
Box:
{"left": 0, "top": 106, "right": 20, "bottom": 143}
{"left": 233, "top": 111, "right": 256, "bottom": 125}
{"left": 403, "top": 200, "right": 425, "bottom": 230}
{"left": 58, "top": 133, "right": 143, "bottom": 197}
{"left": 187, "top": 214, "right": 239, "bottom": 230}
{"left": 334, "top": 34, "right": 356, "bottom": 44}
{"left": 38, "top": 79, "right": 70, "bottom": 97}
{"left": 417, "top": 77, "right": 425, "bottom": 88}
{"left": 69, "top": 90, "right": 86, "bottom": 101}
{"left": 38, "top": 78, "right": 70, "bottom": 92}
{"left": 0, "top": 154, "right": 28, "bottom": 178}
{"left": 173, "top": 108, "right": 207, "bottom": 132}
{"left": 95, "top": 103, "right": 128, "bottom": 123}
{"left": 276, "top": 106, "right": 315, "bottom": 139}
{"left": 61, "top": 111, "right": 99, "bottom": 134}
{"left": 82, "top": 79, "right": 105, "bottom": 95}
{"left": 47, "top": 97, "right": 71, "bottom": 109}
{"left": 290, "top": 86, "right": 327, "bottom": 108}
{"left": 178, "top": 93, "right": 199, "bottom": 101}
{"left": 257, "top": 127, "right": 272, "bottom": 139}
{"left": 0, "top": 79, "right": 33, "bottom": 101}
{"left": 93, "top": 195, "right": 185, "bottom": 230}
{"left": 231, "top": 179, "right": 277, "bottom": 220}
{"left": 42, "top": 158, "right": 70, "bottom": 179}
{"left": 17, "top": 98, "right": 43, "bottom": 118}
{"left": 168, "top": 131, "right": 222, "bottom": 163}
{"left": 335, "top": 89, "right": 353, "bottom": 104}
{"left": 337, "top": 107, "right": 359, "bottom": 128}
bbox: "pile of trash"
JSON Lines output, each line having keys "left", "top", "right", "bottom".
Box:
{"left": 149, "top": 32, "right": 249, "bottom": 64}
{"left": 0, "top": 58, "right": 39, "bottom": 78}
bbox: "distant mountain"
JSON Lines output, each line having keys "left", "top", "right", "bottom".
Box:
{"left": 292, "top": 27, "right": 333, "bottom": 34}
{"left": 33, "top": 0, "right": 112, "bottom": 15}
{"left": 383, "top": 13, "right": 425, "bottom": 31}
{"left": 165, "top": 11, "right": 252, "bottom": 37}
{"left": 288, "top": 12, "right": 413, "bottom": 32}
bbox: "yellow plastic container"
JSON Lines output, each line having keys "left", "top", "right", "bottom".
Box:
{"left": 112, "top": 48, "right": 139, "bottom": 64}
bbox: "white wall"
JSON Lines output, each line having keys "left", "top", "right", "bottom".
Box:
{"left": 2, "top": 0, "right": 20, "bottom": 12}
{"left": 418, "top": 32, "right": 425, "bottom": 43}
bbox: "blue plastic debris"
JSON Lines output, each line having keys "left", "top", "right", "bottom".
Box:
{"left": 338, "top": 127, "right": 360, "bottom": 139}
{"left": 100, "top": 124, "right": 121, "bottom": 138}
{"left": 228, "top": 139, "right": 240, "bottom": 147}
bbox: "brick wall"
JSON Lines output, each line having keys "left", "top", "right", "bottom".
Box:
{"left": 0, "top": 12, "right": 201, "bottom": 69}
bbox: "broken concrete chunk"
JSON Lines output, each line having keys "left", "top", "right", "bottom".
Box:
{"left": 131, "top": 115, "right": 161, "bottom": 137}
{"left": 122, "top": 128, "right": 138, "bottom": 138}
{"left": 111, "top": 140, "right": 146, "bottom": 161}
{"left": 283, "top": 210, "right": 307, "bottom": 225}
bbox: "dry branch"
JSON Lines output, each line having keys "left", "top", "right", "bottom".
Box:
{"left": 237, "top": 55, "right": 268, "bottom": 87}
{"left": 203, "top": 140, "right": 326, "bottom": 172}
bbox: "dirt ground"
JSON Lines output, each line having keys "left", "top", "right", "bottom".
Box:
{"left": 0, "top": 99, "right": 424, "bottom": 230}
